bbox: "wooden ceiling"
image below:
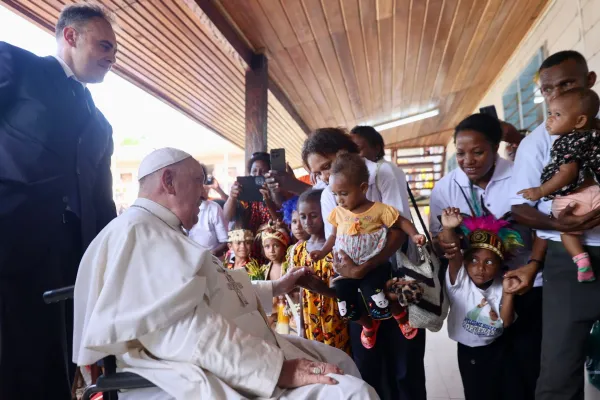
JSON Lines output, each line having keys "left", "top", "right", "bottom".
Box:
{"left": 216, "top": 0, "right": 549, "bottom": 147}
{"left": 1, "top": 0, "right": 308, "bottom": 166}
{"left": 3, "top": 0, "right": 549, "bottom": 158}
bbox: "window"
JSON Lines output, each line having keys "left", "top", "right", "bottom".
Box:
{"left": 502, "top": 48, "right": 546, "bottom": 131}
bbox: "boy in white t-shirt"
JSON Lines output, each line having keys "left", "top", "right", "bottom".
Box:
{"left": 439, "top": 207, "right": 523, "bottom": 400}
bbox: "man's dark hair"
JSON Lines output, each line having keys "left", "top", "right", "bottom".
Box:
{"left": 331, "top": 152, "right": 369, "bottom": 186}
{"left": 301, "top": 128, "right": 359, "bottom": 167}
{"left": 539, "top": 50, "right": 588, "bottom": 74}
{"left": 454, "top": 113, "right": 503, "bottom": 146}
{"left": 55, "top": 3, "right": 113, "bottom": 38}
{"left": 298, "top": 188, "right": 323, "bottom": 207}
{"left": 350, "top": 125, "right": 386, "bottom": 161}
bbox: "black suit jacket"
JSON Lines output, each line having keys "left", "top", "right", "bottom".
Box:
{"left": 0, "top": 42, "right": 116, "bottom": 277}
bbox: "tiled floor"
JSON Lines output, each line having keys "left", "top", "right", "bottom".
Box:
{"left": 424, "top": 324, "right": 464, "bottom": 400}
{"left": 423, "top": 323, "right": 600, "bottom": 400}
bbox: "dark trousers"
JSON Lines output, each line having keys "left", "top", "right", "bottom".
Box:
{"left": 457, "top": 338, "right": 506, "bottom": 400}
{"left": 536, "top": 241, "right": 600, "bottom": 400}
{"left": 0, "top": 213, "right": 81, "bottom": 400}
{"left": 333, "top": 263, "right": 392, "bottom": 320}
{"left": 503, "top": 286, "right": 543, "bottom": 400}
{"left": 350, "top": 318, "right": 427, "bottom": 400}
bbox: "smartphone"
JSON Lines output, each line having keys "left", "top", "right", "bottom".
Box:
{"left": 479, "top": 105, "right": 498, "bottom": 119}
{"left": 237, "top": 176, "right": 266, "bottom": 202}
{"left": 270, "top": 148, "right": 286, "bottom": 172}
{"left": 205, "top": 175, "right": 214, "bottom": 185}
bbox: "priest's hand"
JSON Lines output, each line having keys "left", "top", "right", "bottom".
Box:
{"left": 272, "top": 267, "right": 313, "bottom": 297}
{"left": 277, "top": 359, "right": 342, "bottom": 388}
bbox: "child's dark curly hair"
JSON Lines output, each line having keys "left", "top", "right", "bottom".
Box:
{"left": 330, "top": 153, "right": 369, "bottom": 186}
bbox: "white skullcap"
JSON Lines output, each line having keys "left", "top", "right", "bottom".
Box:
{"left": 138, "top": 147, "right": 192, "bottom": 181}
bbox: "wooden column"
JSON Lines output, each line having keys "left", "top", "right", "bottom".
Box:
{"left": 245, "top": 54, "right": 268, "bottom": 166}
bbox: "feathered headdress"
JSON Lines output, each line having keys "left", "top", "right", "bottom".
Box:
{"left": 455, "top": 182, "right": 524, "bottom": 260}
{"left": 281, "top": 196, "right": 299, "bottom": 226}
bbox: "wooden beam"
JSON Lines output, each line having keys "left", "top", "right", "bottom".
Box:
{"left": 193, "top": 0, "right": 311, "bottom": 135}
{"left": 192, "top": 0, "right": 254, "bottom": 66}
{"left": 245, "top": 53, "right": 269, "bottom": 163}
{"left": 268, "top": 80, "right": 311, "bottom": 134}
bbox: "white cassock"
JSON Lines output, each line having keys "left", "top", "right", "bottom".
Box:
{"left": 73, "top": 198, "right": 378, "bottom": 400}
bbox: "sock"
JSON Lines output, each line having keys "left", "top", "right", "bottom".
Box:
{"left": 574, "top": 253, "right": 595, "bottom": 282}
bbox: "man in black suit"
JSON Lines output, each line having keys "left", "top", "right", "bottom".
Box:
{"left": 0, "top": 3, "right": 117, "bottom": 398}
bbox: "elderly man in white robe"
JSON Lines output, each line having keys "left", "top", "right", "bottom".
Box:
{"left": 73, "top": 148, "right": 377, "bottom": 400}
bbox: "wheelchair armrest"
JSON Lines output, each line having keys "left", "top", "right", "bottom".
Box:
{"left": 95, "top": 372, "right": 155, "bottom": 391}
{"left": 43, "top": 285, "right": 75, "bottom": 304}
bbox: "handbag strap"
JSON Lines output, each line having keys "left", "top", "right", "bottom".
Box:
{"left": 405, "top": 182, "right": 433, "bottom": 246}
{"left": 374, "top": 159, "right": 434, "bottom": 250}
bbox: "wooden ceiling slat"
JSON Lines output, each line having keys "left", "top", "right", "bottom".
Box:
{"left": 446, "top": 0, "right": 543, "bottom": 131}
{"left": 219, "top": 0, "right": 329, "bottom": 127}
{"left": 450, "top": 0, "right": 504, "bottom": 94}
{"left": 399, "top": 0, "right": 426, "bottom": 115}
{"left": 301, "top": 0, "right": 360, "bottom": 124}
{"left": 430, "top": 0, "right": 474, "bottom": 100}
{"left": 341, "top": 0, "right": 374, "bottom": 119}
{"left": 391, "top": 0, "right": 410, "bottom": 112}
{"left": 360, "top": 0, "right": 383, "bottom": 117}
{"left": 120, "top": 1, "right": 246, "bottom": 112}
{"left": 439, "top": 0, "right": 487, "bottom": 96}
{"left": 163, "top": 1, "right": 245, "bottom": 79}
{"left": 410, "top": 0, "right": 444, "bottom": 112}
{"left": 377, "top": 0, "right": 394, "bottom": 117}
{"left": 320, "top": 0, "right": 366, "bottom": 121}
{"left": 419, "top": 0, "right": 459, "bottom": 107}
{"left": 281, "top": 0, "right": 350, "bottom": 126}
{"left": 259, "top": 0, "right": 341, "bottom": 127}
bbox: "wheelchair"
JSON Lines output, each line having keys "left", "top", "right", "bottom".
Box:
{"left": 43, "top": 285, "right": 156, "bottom": 400}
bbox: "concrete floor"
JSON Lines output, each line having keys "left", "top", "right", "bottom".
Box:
{"left": 423, "top": 323, "right": 600, "bottom": 400}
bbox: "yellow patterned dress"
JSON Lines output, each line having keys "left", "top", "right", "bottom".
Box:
{"left": 291, "top": 242, "right": 350, "bottom": 354}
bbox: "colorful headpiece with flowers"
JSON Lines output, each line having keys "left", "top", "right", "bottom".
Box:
{"left": 227, "top": 229, "right": 254, "bottom": 243}
{"left": 455, "top": 182, "right": 524, "bottom": 260}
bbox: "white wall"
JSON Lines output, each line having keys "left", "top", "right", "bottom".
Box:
{"left": 477, "top": 0, "right": 600, "bottom": 114}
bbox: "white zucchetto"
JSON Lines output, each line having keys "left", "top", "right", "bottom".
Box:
{"left": 138, "top": 147, "right": 192, "bottom": 181}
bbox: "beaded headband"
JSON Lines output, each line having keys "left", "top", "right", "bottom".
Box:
{"left": 227, "top": 229, "right": 254, "bottom": 243}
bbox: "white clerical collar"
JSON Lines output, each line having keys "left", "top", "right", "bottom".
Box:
{"left": 52, "top": 55, "right": 87, "bottom": 87}
{"left": 133, "top": 198, "right": 183, "bottom": 232}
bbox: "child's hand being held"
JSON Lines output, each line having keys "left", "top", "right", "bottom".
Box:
{"left": 413, "top": 234, "right": 426, "bottom": 246}
{"left": 503, "top": 276, "right": 520, "bottom": 294}
{"left": 309, "top": 250, "right": 325, "bottom": 261}
{"left": 441, "top": 207, "right": 463, "bottom": 229}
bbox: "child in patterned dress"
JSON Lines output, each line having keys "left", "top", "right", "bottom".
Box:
{"left": 310, "top": 153, "right": 426, "bottom": 348}
{"left": 518, "top": 88, "right": 600, "bottom": 282}
{"left": 289, "top": 189, "right": 351, "bottom": 353}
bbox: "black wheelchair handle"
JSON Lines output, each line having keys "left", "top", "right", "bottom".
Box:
{"left": 43, "top": 285, "right": 75, "bottom": 304}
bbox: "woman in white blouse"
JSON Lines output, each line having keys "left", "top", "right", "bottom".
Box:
{"left": 429, "top": 113, "right": 543, "bottom": 399}
{"left": 304, "top": 127, "right": 426, "bottom": 400}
